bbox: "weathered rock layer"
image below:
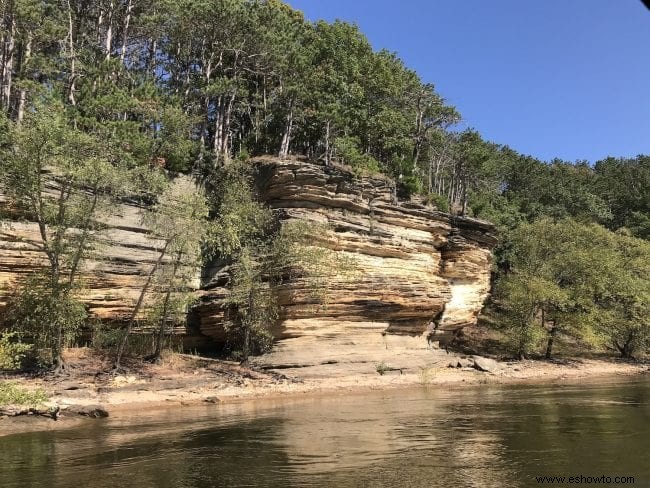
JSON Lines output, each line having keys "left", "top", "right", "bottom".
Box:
{"left": 199, "top": 158, "right": 497, "bottom": 371}
{"left": 0, "top": 177, "right": 203, "bottom": 345}
{"left": 0, "top": 159, "right": 496, "bottom": 371}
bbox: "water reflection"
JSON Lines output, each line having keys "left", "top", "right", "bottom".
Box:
{"left": 1, "top": 378, "right": 648, "bottom": 488}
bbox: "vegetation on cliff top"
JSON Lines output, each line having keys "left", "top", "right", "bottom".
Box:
{"left": 0, "top": 0, "right": 648, "bottom": 366}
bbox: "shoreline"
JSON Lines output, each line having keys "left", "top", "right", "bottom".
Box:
{"left": 1, "top": 352, "right": 648, "bottom": 437}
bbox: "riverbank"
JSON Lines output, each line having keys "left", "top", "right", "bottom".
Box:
{"left": 1, "top": 347, "right": 647, "bottom": 436}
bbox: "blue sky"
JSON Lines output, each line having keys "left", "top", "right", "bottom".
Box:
{"left": 286, "top": 0, "right": 650, "bottom": 163}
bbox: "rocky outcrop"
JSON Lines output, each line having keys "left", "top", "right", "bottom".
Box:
{"left": 0, "top": 178, "right": 204, "bottom": 346}
{"left": 0, "top": 159, "right": 496, "bottom": 371}
{"left": 199, "top": 158, "right": 497, "bottom": 372}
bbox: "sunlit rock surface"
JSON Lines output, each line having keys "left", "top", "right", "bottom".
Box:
{"left": 199, "top": 158, "right": 497, "bottom": 372}
{"left": 0, "top": 159, "right": 496, "bottom": 371}
{"left": 0, "top": 177, "right": 204, "bottom": 345}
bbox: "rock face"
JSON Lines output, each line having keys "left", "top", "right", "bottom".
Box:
{"left": 198, "top": 158, "right": 497, "bottom": 372}
{"left": 0, "top": 176, "right": 204, "bottom": 345}
{"left": 0, "top": 159, "right": 496, "bottom": 371}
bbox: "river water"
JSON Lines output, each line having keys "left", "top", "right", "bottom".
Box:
{"left": 1, "top": 377, "right": 648, "bottom": 487}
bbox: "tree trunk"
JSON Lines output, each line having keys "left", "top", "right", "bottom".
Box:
{"left": 67, "top": 192, "right": 99, "bottom": 288}
{"left": 545, "top": 321, "right": 557, "bottom": 359}
{"left": 1, "top": 16, "right": 15, "bottom": 113}
{"left": 66, "top": 0, "right": 77, "bottom": 106}
{"left": 324, "top": 119, "right": 331, "bottom": 166}
{"left": 461, "top": 180, "right": 468, "bottom": 216}
{"left": 150, "top": 250, "right": 182, "bottom": 362}
{"left": 119, "top": 0, "right": 133, "bottom": 63}
{"left": 15, "top": 35, "right": 31, "bottom": 123}
{"left": 279, "top": 105, "right": 293, "bottom": 158}
{"left": 104, "top": 0, "right": 114, "bottom": 60}
{"left": 616, "top": 333, "right": 636, "bottom": 359}
{"left": 52, "top": 310, "right": 66, "bottom": 373}
{"left": 213, "top": 96, "right": 224, "bottom": 159}
{"left": 148, "top": 37, "right": 157, "bottom": 78}
{"left": 114, "top": 239, "right": 170, "bottom": 369}
{"left": 220, "top": 90, "right": 237, "bottom": 162}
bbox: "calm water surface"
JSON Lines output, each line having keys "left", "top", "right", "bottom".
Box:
{"left": 1, "top": 377, "right": 648, "bottom": 487}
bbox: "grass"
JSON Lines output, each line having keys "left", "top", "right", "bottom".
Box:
{"left": 0, "top": 381, "right": 48, "bottom": 407}
{"left": 376, "top": 361, "right": 390, "bottom": 375}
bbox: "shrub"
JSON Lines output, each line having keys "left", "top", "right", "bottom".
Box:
{"left": 3, "top": 274, "right": 87, "bottom": 367}
{"left": 0, "top": 381, "right": 47, "bottom": 407}
{"left": 0, "top": 332, "right": 32, "bottom": 369}
{"left": 90, "top": 323, "right": 124, "bottom": 351}
{"left": 376, "top": 361, "right": 390, "bottom": 375}
{"left": 398, "top": 175, "right": 423, "bottom": 199}
{"left": 424, "top": 193, "right": 450, "bottom": 212}
{"left": 334, "top": 136, "right": 381, "bottom": 174}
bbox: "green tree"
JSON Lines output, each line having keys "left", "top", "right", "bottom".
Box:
{"left": 0, "top": 103, "right": 133, "bottom": 370}
{"left": 494, "top": 219, "right": 617, "bottom": 359}
{"left": 592, "top": 233, "right": 650, "bottom": 358}
{"left": 114, "top": 177, "right": 209, "bottom": 367}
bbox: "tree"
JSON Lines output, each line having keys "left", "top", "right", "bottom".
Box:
{"left": 592, "top": 233, "right": 650, "bottom": 358}
{"left": 0, "top": 102, "right": 132, "bottom": 370}
{"left": 114, "top": 177, "right": 210, "bottom": 367}
{"left": 494, "top": 219, "right": 611, "bottom": 359}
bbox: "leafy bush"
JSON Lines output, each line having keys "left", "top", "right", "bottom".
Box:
{"left": 334, "top": 136, "right": 381, "bottom": 174}
{"left": 3, "top": 274, "right": 87, "bottom": 367}
{"left": 376, "top": 361, "right": 390, "bottom": 375}
{"left": 424, "top": 193, "right": 450, "bottom": 212}
{"left": 398, "top": 175, "right": 423, "bottom": 199}
{"left": 90, "top": 323, "right": 124, "bottom": 351}
{"left": 0, "top": 381, "right": 47, "bottom": 407}
{"left": 0, "top": 332, "right": 32, "bottom": 369}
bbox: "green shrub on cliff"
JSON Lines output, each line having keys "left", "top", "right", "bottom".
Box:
{"left": 3, "top": 274, "right": 87, "bottom": 368}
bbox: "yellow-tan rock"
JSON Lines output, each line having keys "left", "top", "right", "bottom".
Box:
{"left": 199, "top": 158, "right": 497, "bottom": 371}
{"left": 0, "top": 159, "right": 496, "bottom": 370}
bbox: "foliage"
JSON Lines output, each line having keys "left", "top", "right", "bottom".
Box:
{"left": 0, "top": 382, "right": 47, "bottom": 407}
{"left": 90, "top": 323, "right": 123, "bottom": 351}
{"left": 0, "top": 332, "right": 32, "bottom": 370}
{"left": 333, "top": 136, "right": 381, "bottom": 174}
{"left": 3, "top": 274, "right": 87, "bottom": 367}
{"left": 493, "top": 275, "right": 547, "bottom": 359}
{"left": 115, "top": 177, "right": 211, "bottom": 365}
{"left": 494, "top": 219, "right": 650, "bottom": 359}
{"left": 375, "top": 361, "right": 390, "bottom": 375}
{"left": 222, "top": 218, "right": 351, "bottom": 360}
{"left": 0, "top": 0, "right": 457, "bottom": 175}
{"left": 0, "top": 102, "right": 159, "bottom": 370}
{"left": 591, "top": 234, "right": 650, "bottom": 358}
{"left": 424, "top": 193, "right": 450, "bottom": 212}
{"left": 0, "top": 0, "right": 648, "bottom": 364}
{"left": 205, "top": 161, "right": 274, "bottom": 257}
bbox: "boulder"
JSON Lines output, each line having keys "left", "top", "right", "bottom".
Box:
{"left": 472, "top": 356, "right": 503, "bottom": 373}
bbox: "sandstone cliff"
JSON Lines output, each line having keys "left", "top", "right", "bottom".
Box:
{"left": 198, "top": 158, "right": 497, "bottom": 372}
{"left": 0, "top": 176, "right": 204, "bottom": 345}
{"left": 0, "top": 159, "right": 496, "bottom": 372}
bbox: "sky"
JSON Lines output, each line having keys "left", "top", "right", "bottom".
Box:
{"left": 286, "top": 0, "right": 650, "bottom": 163}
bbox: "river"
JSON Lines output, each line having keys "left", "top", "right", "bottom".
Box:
{"left": 1, "top": 377, "right": 648, "bottom": 487}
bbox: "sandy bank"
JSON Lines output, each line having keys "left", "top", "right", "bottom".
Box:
{"left": 1, "top": 348, "right": 647, "bottom": 436}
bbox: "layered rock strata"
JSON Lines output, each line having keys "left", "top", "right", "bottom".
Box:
{"left": 0, "top": 159, "right": 496, "bottom": 371}
{"left": 0, "top": 177, "right": 203, "bottom": 344}
{"left": 199, "top": 158, "right": 497, "bottom": 372}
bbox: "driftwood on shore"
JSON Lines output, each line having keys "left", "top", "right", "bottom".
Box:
{"left": 0, "top": 404, "right": 108, "bottom": 420}
{"left": 0, "top": 405, "right": 60, "bottom": 420}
